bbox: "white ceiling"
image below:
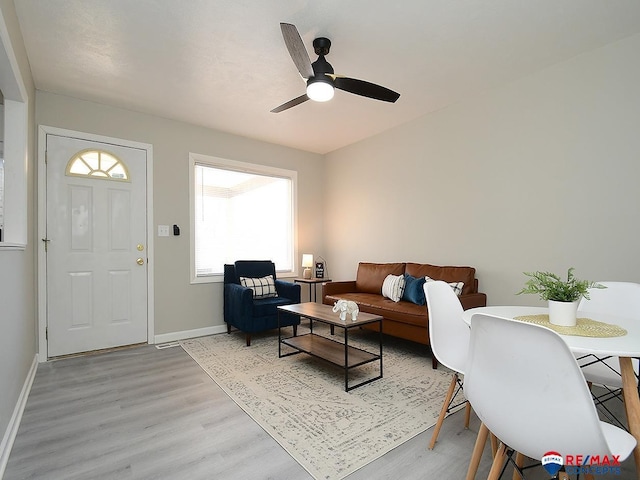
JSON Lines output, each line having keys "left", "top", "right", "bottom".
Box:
{"left": 14, "top": 0, "right": 640, "bottom": 154}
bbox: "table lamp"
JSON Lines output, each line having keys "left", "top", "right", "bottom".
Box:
{"left": 302, "top": 254, "right": 313, "bottom": 279}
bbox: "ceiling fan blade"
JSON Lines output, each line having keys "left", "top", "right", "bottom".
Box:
{"left": 280, "top": 23, "right": 314, "bottom": 80}
{"left": 271, "top": 94, "right": 310, "bottom": 113}
{"left": 334, "top": 77, "right": 400, "bottom": 103}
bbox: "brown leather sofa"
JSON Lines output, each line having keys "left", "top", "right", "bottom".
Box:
{"left": 322, "top": 262, "right": 487, "bottom": 368}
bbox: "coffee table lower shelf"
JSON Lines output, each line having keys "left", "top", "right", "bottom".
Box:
{"left": 278, "top": 303, "right": 383, "bottom": 392}
{"left": 280, "top": 333, "right": 382, "bottom": 391}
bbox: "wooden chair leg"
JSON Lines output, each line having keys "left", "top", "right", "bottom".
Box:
{"left": 490, "top": 433, "right": 498, "bottom": 458}
{"left": 428, "top": 373, "right": 457, "bottom": 449}
{"left": 464, "top": 401, "right": 472, "bottom": 429}
{"left": 245, "top": 334, "right": 251, "bottom": 346}
{"left": 619, "top": 357, "right": 640, "bottom": 472}
{"left": 512, "top": 451, "right": 525, "bottom": 480}
{"left": 465, "top": 422, "right": 489, "bottom": 480}
{"left": 293, "top": 325, "right": 298, "bottom": 336}
{"left": 488, "top": 443, "right": 507, "bottom": 480}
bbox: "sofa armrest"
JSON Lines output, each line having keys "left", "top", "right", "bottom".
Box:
{"left": 459, "top": 292, "right": 487, "bottom": 311}
{"left": 224, "top": 283, "right": 254, "bottom": 327}
{"left": 275, "top": 280, "right": 301, "bottom": 303}
{"left": 322, "top": 281, "right": 357, "bottom": 305}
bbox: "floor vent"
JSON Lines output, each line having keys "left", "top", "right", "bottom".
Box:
{"left": 155, "top": 341, "right": 181, "bottom": 350}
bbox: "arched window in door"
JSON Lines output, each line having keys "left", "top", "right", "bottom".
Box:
{"left": 66, "top": 149, "right": 130, "bottom": 181}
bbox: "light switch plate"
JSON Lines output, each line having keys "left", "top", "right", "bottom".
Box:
{"left": 158, "top": 225, "right": 170, "bottom": 237}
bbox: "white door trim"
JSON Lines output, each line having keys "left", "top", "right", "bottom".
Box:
{"left": 37, "top": 125, "right": 155, "bottom": 361}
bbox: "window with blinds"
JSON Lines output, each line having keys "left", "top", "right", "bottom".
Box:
{"left": 190, "top": 153, "right": 296, "bottom": 282}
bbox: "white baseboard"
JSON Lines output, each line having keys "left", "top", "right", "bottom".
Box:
{"left": 154, "top": 325, "right": 226, "bottom": 344}
{"left": 0, "top": 355, "right": 38, "bottom": 479}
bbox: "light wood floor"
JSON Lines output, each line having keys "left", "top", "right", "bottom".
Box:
{"left": 4, "top": 337, "right": 638, "bottom": 479}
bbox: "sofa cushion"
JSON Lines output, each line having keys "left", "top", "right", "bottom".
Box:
{"left": 381, "top": 274, "right": 405, "bottom": 302}
{"left": 355, "top": 262, "right": 406, "bottom": 294}
{"left": 233, "top": 260, "right": 277, "bottom": 282}
{"left": 240, "top": 275, "right": 278, "bottom": 299}
{"left": 252, "top": 295, "right": 295, "bottom": 317}
{"left": 402, "top": 274, "right": 427, "bottom": 305}
{"left": 324, "top": 292, "right": 429, "bottom": 327}
{"left": 405, "top": 263, "right": 476, "bottom": 295}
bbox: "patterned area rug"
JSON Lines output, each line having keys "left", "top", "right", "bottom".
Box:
{"left": 180, "top": 324, "right": 457, "bottom": 480}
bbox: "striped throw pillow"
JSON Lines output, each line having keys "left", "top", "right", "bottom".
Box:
{"left": 382, "top": 274, "right": 405, "bottom": 302}
{"left": 425, "top": 276, "right": 464, "bottom": 296}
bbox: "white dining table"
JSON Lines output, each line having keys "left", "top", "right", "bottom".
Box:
{"left": 462, "top": 306, "right": 640, "bottom": 479}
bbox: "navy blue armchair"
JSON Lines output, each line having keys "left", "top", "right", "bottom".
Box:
{"left": 223, "top": 260, "right": 301, "bottom": 346}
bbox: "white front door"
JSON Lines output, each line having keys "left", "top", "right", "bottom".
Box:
{"left": 46, "top": 134, "right": 148, "bottom": 357}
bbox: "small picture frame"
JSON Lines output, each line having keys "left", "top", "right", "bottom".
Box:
{"left": 315, "top": 261, "right": 325, "bottom": 279}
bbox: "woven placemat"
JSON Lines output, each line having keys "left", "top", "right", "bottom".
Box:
{"left": 514, "top": 315, "right": 627, "bottom": 338}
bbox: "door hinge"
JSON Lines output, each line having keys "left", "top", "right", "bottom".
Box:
{"left": 46, "top": 327, "right": 48, "bottom": 340}
{"left": 42, "top": 238, "right": 51, "bottom": 252}
{"left": 45, "top": 150, "right": 48, "bottom": 164}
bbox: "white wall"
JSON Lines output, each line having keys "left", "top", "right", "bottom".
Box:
{"left": 324, "top": 33, "right": 640, "bottom": 306}
{"left": 0, "top": 104, "right": 4, "bottom": 231}
{"left": 0, "top": 0, "right": 36, "bottom": 467}
{"left": 35, "top": 91, "right": 325, "bottom": 336}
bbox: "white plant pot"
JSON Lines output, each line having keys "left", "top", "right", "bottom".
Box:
{"left": 548, "top": 300, "right": 579, "bottom": 327}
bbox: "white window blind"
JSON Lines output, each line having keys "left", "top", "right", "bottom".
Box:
{"left": 192, "top": 158, "right": 295, "bottom": 279}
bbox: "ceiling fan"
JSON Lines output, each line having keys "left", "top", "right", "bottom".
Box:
{"left": 271, "top": 23, "right": 400, "bottom": 113}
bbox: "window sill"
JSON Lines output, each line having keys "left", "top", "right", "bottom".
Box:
{"left": 0, "top": 242, "right": 27, "bottom": 251}
{"left": 191, "top": 270, "right": 297, "bottom": 285}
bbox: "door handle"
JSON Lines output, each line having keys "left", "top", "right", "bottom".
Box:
{"left": 136, "top": 258, "right": 145, "bottom": 265}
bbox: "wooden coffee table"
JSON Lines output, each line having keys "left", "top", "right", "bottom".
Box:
{"left": 277, "top": 302, "right": 383, "bottom": 392}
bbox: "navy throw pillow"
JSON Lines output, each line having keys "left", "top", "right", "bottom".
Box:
{"left": 402, "top": 274, "right": 427, "bottom": 305}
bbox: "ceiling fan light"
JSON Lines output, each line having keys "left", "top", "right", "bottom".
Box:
{"left": 306, "top": 78, "right": 334, "bottom": 102}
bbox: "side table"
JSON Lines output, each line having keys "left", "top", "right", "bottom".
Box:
{"left": 293, "top": 277, "right": 331, "bottom": 303}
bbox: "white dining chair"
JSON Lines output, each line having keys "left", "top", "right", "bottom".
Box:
{"left": 578, "top": 281, "right": 640, "bottom": 427}
{"left": 465, "top": 313, "right": 636, "bottom": 479}
{"left": 424, "top": 280, "right": 472, "bottom": 450}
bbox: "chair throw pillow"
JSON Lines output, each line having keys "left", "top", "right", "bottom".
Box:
{"left": 240, "top": 275, "right": 278, "bottom": 299}
{"left": 425, "top": 275, "right": 464, "bottom": 296}
{"left": 382, "top": 274, "right": 405, "bottom": 302}
{"left": 402, "top": 273, "right": 427, "bottom": 305}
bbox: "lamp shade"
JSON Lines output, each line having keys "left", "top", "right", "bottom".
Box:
{"left": 302, "top": 254, "right": 314, "bottom": 268}
{"left": 302, "top": 254, "right": 313, "bottom": 279}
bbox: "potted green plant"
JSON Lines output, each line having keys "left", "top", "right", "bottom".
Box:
{"left": 517, "top": 268, "right": 605, "bottom": 326}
